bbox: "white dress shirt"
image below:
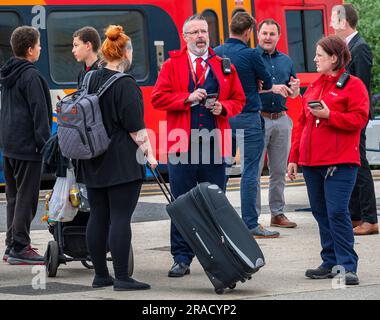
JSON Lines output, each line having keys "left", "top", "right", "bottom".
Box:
{"left": 345, "top": 31, "right": 358, "bottom": 45}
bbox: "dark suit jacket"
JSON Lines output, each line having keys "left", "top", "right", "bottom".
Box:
{"left": 346, "top": 33, "right": 373, "bottom": 118}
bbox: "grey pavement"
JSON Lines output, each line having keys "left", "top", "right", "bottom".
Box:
{"left": 0, "top": 175, "right": 314, "bottom": 232}
{"left": 0, "top": 179, "right": 380, "bottom": 300}
{"left": 0, "top": 202, "right": 171, "bottom": 232}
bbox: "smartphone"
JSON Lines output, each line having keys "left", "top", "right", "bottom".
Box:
{"left": 308, "top": 100, "right": 323, "bottom": 110}
{"left": 204, "top": 93, "right": 218, "bottom": 109}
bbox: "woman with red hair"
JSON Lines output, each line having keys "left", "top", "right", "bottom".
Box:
{"left": 79, "top": 25, "right": 157, "bottom": 291}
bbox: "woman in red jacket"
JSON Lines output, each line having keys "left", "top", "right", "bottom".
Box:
{"left": 287, "top": 35, "right": 368, "bottom": 285}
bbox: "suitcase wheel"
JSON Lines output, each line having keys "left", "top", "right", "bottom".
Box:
{"left": 215, "top": 288, "right": 225, "bottom": 295}
{"left": 228, "top": 283, "right": 236, "bottom": 290}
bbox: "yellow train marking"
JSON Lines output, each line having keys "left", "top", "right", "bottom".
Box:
{"left": 1, "top": 1, "right": 45, "bottom": 4}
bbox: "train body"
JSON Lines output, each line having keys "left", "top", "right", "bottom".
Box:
{"left": 0, "top": 0, "right": 342, "bottom": 183}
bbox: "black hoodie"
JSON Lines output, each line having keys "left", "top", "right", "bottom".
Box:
{"left": 0, "top": 57, "right": 52, "bottom": 161}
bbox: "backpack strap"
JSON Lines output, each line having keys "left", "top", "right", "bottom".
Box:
{"left": 96, "top": 73, "right": 131, "bottom": 97}
{"left": 81, "top": 70, "right": 95, "bottom": 91}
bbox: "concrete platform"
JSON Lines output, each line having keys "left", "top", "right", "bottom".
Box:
{"left": 0, "top": 181, "right": 379, "bottom": 300}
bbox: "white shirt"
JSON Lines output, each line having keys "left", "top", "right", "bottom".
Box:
{"left": 188, "top": 50, "right": 210, "bottom": 80}
{"left": 345, "top": 31, "right": 358, "bottom": 45}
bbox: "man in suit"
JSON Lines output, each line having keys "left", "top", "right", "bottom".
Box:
{"left": 331, "top": 3, "right": 378, "bottom": 235}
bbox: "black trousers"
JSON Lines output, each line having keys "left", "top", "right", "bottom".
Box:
{"left": 86, "top": 180, "right": 142, "bottom": 281}
{"left": 3, "top": 157, "right": 42, "bottom": 250}
{"left": 349, "top": 126, "right": 378, "bottom": 224}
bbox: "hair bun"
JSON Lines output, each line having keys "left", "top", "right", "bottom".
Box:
{"left": 105, "top": 25, "right": 124, "bottom": 41}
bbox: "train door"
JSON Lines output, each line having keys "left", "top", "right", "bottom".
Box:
{"left": 194, "top": 0, "right": 255, "bottom": 48}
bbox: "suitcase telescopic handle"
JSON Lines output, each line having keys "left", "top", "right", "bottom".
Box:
{"left": 146, "top": 163, "right": 175, "bottom": 204}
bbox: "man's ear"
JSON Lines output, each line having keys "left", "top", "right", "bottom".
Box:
{"left": 338, "top": 18, "right": 348, "bottom": 30}
{"left": 26, "top": 46, "right": 33, "bottom": 58}
{"left": 244, "top": 29, "right": 250, "bottom": 38}
{"left": 182, "top": 33, "right": 188, "bottom": 44}
{"left": 86, "top": 42, "right": 93, "bottom": 51}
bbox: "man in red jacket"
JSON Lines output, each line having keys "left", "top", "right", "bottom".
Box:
{"left": 152, "top": 14, "right": 245, "bottom": 278}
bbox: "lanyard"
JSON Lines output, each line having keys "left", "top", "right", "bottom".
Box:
{"left": 187, "top": 53, "right": 208, "bottom": 88}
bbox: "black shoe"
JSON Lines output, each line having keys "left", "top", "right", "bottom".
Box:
{"left": 345, "top": 272, "right": 359, "bottom": 285}
{"left": 7, "top": 246, "right": 45, "bottom": 265}
{"left": 113, "top": 278, "right": 151, "bottom": 291}
{"left": 168, "top": 262, "right": 190, "bottom": 278}
{"left": 92, "top": 275, "right": 114, "bottom": 288}
{"left": 305, "top": 266, "right": 335, "bottom": 279}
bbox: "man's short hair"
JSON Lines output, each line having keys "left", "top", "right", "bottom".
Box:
{"left": 317, "top": 35, "right": 351, "bottom": 71}
{"left": 73, "top": 26, "right": 101, "bottom": 53}
{"left": 231, "top": 8, "right": 247, "bottom": 19}
{"left": 258, "top": 19, "right": 281, "bottom": 35}
{"left": 182, "top": 14, "right": 207, "bottom": 33}
{"left": 230, "top": 12, "right": 255, "bottom": 35}
{"left": 333, "top": 4, "right": 359, "bottom": 29}
{"left": 10, "top": 26, "right": 40, "bottom": 58}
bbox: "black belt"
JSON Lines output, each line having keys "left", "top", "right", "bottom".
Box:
{"left": 260, "top": 111, "right": 286, "bottom": 120}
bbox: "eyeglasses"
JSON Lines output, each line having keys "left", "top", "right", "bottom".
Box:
{"left": 185, "top": 29, "right": 208, "bottom": 36}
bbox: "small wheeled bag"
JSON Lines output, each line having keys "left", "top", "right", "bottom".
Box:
{"left": 149, "top": 166, "right": 265, "bottom": 294}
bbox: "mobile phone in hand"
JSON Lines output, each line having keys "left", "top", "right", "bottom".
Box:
{"left": 204, "top": 93, "right": 218, "bottom": 109}
{"left": 308, "top": 100, "right": 323, "bottom": 110}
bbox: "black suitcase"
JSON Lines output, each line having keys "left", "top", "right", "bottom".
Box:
{"left": 149, "top": 167, "right": 265, "bottom": 294}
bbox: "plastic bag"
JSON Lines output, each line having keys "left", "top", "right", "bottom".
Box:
{"left": 48, "top": 168, "right": 78, "bottom": 222}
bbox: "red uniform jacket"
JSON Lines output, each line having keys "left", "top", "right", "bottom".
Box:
{"left": 289, "top": 68, "right": 369, "bottom": 167}
{"left": 151, "top": 47, "right": 245, "bottom": 157}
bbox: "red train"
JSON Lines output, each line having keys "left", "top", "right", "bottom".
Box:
{"left": 0, "top": 0, "right": 342, "bottom": 182}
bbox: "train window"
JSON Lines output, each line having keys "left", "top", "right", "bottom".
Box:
{"left": 202, "top": 10, "right": 220, "bottom": 48}
{"left": 304, "top": 11, "right": 324, "bottom": 72}
{"left": 0, "top": 12, "right": 21, "bottom": 67}
{"left": 285, "top": 10, "right": 324, "bottom": 73}
{"left": 47, "top": 10, "right": 147, "bottom": 84}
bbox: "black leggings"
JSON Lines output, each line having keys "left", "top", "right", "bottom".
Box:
{"left": 86, "top": 180, "right": 142, "bottom": 281}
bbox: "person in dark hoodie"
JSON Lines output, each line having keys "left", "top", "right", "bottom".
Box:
{"left": 0, "top": 26, "right": 52, "bottom": 264}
